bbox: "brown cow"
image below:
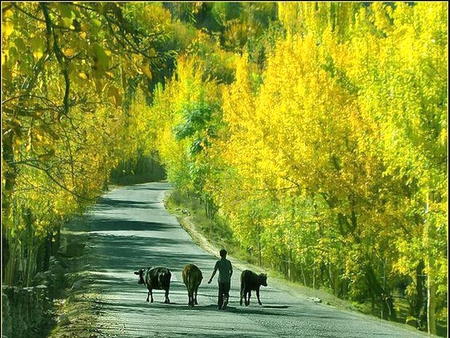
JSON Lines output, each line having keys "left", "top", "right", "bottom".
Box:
{"left": 182, "top": 264, "right": 203, "bottom": 306}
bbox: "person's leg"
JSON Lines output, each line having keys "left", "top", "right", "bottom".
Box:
{"left": 218, "top": 282, "right": 224, "bottom": 309}
{"left": 223, "top": 282, "right": 230, "bottom": 308}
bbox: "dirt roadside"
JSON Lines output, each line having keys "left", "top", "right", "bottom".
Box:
{"left": 176, "top": 214, "right": 359, "bottom": 311}
{"left": 49, "top": 205, "right": 355, "bottom": 337}
{"left": 174, "top": 211, "right": 437, "bottom": 336}
{"left": 48, "top": 187, "right": 423, "bottom": 337}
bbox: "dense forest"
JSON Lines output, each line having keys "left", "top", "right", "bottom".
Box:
{"left": 2, "top": 2, "right": 447, "bottom": 336}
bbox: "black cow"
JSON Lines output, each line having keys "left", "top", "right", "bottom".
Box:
{"left": 240, "top": 269, "right": 268, "bottom": 306}
{"left": 182, "top": 264, "right": 203, "bottom": 306}
{"left": 134, "top": 267, "right": 172, "bottom": 303}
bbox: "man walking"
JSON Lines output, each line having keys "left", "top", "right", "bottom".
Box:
{"left": 208, "top": 248, "right": 233, "bottom": 310}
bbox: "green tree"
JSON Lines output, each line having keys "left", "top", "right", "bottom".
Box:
{"left": 2, "top": 2, "right": 171, "bottom": 285}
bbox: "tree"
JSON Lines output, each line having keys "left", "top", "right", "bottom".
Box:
{"left": 199, "top": 2, "right": 447, "bottom": 329}
{"left": 2, "top": 2, "right": 171, "bottom": 285}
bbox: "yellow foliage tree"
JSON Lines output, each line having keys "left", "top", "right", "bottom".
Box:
{"left": 2, "top": 2, "right": 172, "bottom": 286}
{"left": 204, "top": 2, "right": 446, "bottom": 330}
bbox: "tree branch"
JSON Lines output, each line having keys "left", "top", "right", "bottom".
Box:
{"left": 11, "top": 159, "right": 98, "bottom": 202}
{"left": 41, "top": 3, "right": 70, "bottom": 117}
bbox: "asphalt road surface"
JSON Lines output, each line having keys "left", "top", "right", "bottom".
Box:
{"left": 79, "top": 182, "right": 432, "bottom": 338}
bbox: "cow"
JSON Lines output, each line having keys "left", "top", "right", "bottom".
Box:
{"left": 134, "top": 267, "right": 172, "bottom": 303}
{"left": 240, "top": 269, "right": 268, "bottom": 306}
{"left": 182, "top": 264, "right": 203, "bottom": 306}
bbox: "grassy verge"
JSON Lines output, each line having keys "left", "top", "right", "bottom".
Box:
{"left": 163, "top": 189, "right": 446, "bottom": 336}
{"left": 46, "top": 185, "right": 444, "bottom": 337}
{"left": 47, "top": 218, "right": 103, "bottom": 338}
{"left": 165, "top": 190, "right": 233, "bottom": 251}
{"left": 163, "top": 189, "right": 360, "bottom": 309}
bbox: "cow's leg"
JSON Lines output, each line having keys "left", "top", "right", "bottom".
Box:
{"left": 256, "top": 288, "right": 262, "bottom": 305}
{"left": 147, "top": 290, "right": 153, "bottom": 303}
{"left": 194, "top": 286, "right": 199, "bottom": 305}
{"left": 164, "top": 288, "right": 170, "bottom": 303}
{"left": 185, "top": 285, "right": 191, "bottom": 305}
{"left": 245, "top": 291, "right": 251, "bottom": 306}
{"left": 188, "top": 290, "right": 193, "bottom": 306}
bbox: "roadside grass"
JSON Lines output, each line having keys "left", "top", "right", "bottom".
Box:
{"left": 164, "top": 190, "right": 233, "bottom": 250}
{"left": 164, "top": 189, "right": 251, "bottom": 262}
{"left": 163, "top": 189, "right": 446, "bottom": 337}
{"left": 164, "top": 189, "right": 363, "bottom": 310}
{"left": 48, "top": 220, "right": 105, "bottom": 338}
{"left": 47, "top": 185, "right": 445, "bottom": 338}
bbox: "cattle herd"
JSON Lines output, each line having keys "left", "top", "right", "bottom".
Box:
{"left": 134, "top": 264, "right": 268, "bottom": 307}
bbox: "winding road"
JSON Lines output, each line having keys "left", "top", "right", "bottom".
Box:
{"left": 75, "top": 182, "right": 432, "bottom": 338}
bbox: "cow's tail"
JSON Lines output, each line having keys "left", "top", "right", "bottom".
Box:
{"left": 188, "top": 273, "right": 197, "bottom": 292}
{"left": 187, "top": 274, "right": 191, "bottom": 290}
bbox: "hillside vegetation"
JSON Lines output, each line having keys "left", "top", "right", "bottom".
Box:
{"left": 2, "top": 2, "right": 447, "bottom": 336}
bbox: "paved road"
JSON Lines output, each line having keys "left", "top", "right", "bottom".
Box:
{"left": 79, "top": 182, "right": 431, "bottom": 338}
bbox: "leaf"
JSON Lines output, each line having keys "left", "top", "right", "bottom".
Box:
{"left": 92, "top": 18, "right": 102, "bottom": 27}
{"left": 92, "top": 43, "right": 110, "bottom": 73}
{"left": 108, "top": 86, "right": 123, "bottom": 107}
{"left": 8, "top": 45, "right": 19, "bottom": 63}
{"left": 31, "top": 36, "right": 45, "bottom": 60}
{"left": 38, "top": 149, "right": 55, "bottom": 161}
{"left": 62, "top": 47, "right": 77, "bottom": 58}
{"left": 3, "top": 21, "right": 14, "bottom": 39}
{"left": 139, "top": 64, "right": 152, "bottom": 79}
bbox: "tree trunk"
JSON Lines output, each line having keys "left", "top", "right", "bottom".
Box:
{"left": 257, "top": 223, "right": 262, "bottom": 266}
{"left": 341, "top": 275, "right": 348, "bottom": 299}
{"left": 410, "top": 260, "right": 426, "bottom": 329}
{"left": 2, "top": 131, "right": 18, "bottom": 285}
{"left": 426, "top": 263, "right": 437, "bottom": 334}
{"left": 312, "top": 265, "right": 316, "bottom": 289}
{"left": 365, "top": 264, "right": 397, "bottom": 321}
{"left": 299, "top": 261, "right": 306, "bottom": 284}
{"left": 424, "top": 191, "right": 437, "bottom": 335}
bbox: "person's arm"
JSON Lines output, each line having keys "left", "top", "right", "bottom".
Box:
{"left": 208, "top": 262, "right": 218, "bottom": 284}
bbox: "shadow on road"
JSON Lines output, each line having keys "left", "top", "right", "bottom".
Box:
{"left": 78, "top": 185, "right": 299, "bottom": 320}
{"left": 57, "top": 183, "right": 433, "bottom": 338}
{"left": 95, "top": 197, "right": 160, "bottom": 210}
{"left": 88, "top": 219, "right": 174, "bottom": 231}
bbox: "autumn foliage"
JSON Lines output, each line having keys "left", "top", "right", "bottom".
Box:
{"left": 153, "top": 2, "right": 447, "bottom": 333}
{"left": 2, "top": 2, "right": 447, "bottom": 335}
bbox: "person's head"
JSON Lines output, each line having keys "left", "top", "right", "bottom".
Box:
{"left": 219, "top": 249, "right": 227, "bottom": 258}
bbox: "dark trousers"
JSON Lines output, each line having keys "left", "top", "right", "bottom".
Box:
{"left": 218, "top": 282, "right": 230, "bottom": 308}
